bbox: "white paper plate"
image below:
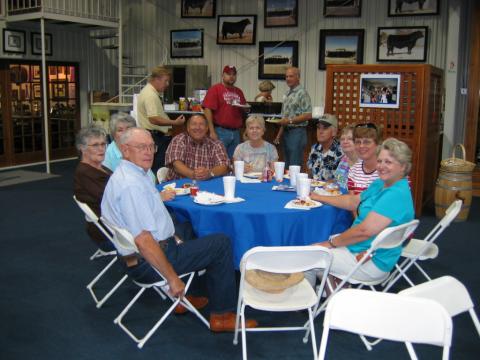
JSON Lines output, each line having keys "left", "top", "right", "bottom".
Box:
{"left": 232, "top": 103, "right": 251, "bottom": 108}
{"left": 243, "top": 172, "right": 262, "bottom": 179}
{"left": 266, "top": 118, "right": 282, "bottom": 124}
{"left": 193, "top": 198, "right": 225, "bottom": 206}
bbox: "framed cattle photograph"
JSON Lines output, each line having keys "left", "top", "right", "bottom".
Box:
{"left": 388, "top": 0, "right": 439, "bottom": 17}
{"left": 258, "top": 41, "right": 298, "bottom": 79}
{"left": 217, "top": 15, "right": 257, "bottom": 45}
{"left": 181, "top": 0, "right": 215, "bottom": 18}
{"left": 376, "top": 26, "right": 428, "bottom": 62}
{"left": 359, "top": 74, "right": 401, "bottom": 109}
{"left": 324, "top": 0, "right": 362, "bottom": 17}
{"left": 319, "top": 29, "right": 364, "bottom": 70}
{"left": 170, "top": 29, "right": 203, "bottom": 58}
{"left": 264, "top": 0, "right": 298, "bottom": 28}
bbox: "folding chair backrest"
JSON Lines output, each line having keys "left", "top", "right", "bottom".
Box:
{"left": 325, "top": 289, "right": 452, "bottom": 347}
{"left": 423, "top": 200, "right": 462, "bottom": 244}
{"left": 73, "top": 195, "right": 113, "bottom": 241}
{"left": 371, "top": 219, "right": 419, "bottom": 250}
{"left": 399, "top": 276, "right": 475, "bottom": 317}
{"left": 241, "top": 246, "right": 332, "bottom": 274}
{"left": 157, "top": 167, "right": 169, "bottom": 183}
{"left": 100, "top": 217, "right": 139, "bottom": 255}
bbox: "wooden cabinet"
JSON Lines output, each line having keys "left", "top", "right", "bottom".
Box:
{"left": 325, "top": 64, "right": 444, "bottom": 215}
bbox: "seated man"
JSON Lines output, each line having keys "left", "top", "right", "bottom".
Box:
{"left": 165, "top": 114, "right": 229, "bottom": 181}
{"left": 101, "top": 127, "right": 256, "bottom": 332}
{"left": 307, "top": 114, "right": 343, "bottom": 181}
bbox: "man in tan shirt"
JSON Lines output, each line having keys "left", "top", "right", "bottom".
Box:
{"left": 137, "top": 65, "right": 185, "bottom": 173}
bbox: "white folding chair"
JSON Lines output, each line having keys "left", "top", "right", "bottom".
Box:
{"left": 383, "top": 200, "right": 462, "bottom": 291}
{"left": 318, "top": 289, "right": 453, "bottom": 360}
{"left": 101, "top": 217, "right": 209, "bottom": 349}
{"left": 73, "top": 196, "right": 128, "bottom": 308}
{"left": 156, "top": 167, "right": 169, "bottom": 183}
{"left": 399, "top": 276, "right": 480, "bottom": 338}
{"left": 233, "top": 246, "right": 333, "bottom": 360}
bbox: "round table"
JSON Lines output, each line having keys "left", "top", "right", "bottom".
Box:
{"left": 159, "top": 177, "right": 352, "bottom": 268}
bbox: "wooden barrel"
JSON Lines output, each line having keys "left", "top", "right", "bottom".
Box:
{"left": 435, "top": 169, "right": 472, "bottom": 221}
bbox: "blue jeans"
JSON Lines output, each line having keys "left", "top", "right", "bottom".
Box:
{"left": 124, "top": 231, "right": 236, "bottom": 313}
{"left": 282, "top": 127, "right": 307, "bottom": 168}
{"left": 215, "top": 126, "right": 240, "bottom": 158}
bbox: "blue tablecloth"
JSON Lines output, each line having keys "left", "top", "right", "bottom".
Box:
{"left": 159, "top": 177, "right": 352, "bottom": 268}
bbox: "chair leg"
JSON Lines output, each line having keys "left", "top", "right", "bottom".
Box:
{"left": 412, "top": 262, "right": 432, "bottom": 281}
{"left": 86, "top": 256, "right": 125, "bottom": 307}
{"left": 405, "top": 342, "right": 419, "bottom": 360}
{"left": 307, "top": 308, "right": 318, "bottom": 360}
{"left": 95, "top": 275, "right": 129, "bottom": 309}
{"left": 469, "top": 308, "right": 480, "bottom": 337}
{"left": 240, "top": 304, "right": 248, "bottom": 360}
{"left": 318, "top": 327, "right": 330, "bottom": 360}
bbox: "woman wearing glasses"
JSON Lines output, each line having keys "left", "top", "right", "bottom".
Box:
{"left": 74, "top": 125, "right": 114, "bottom": 251}
{"left": 308, "top": 138, "right": 414, "bottom": 284}
{"left": 347, "top": 123, "right": 381, "bottom": 194}
{"left": 333, "top": 125, "right": 358, "bottom": 191}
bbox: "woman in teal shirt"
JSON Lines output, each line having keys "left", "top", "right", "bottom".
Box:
{"left": 310, "top": 137, "right": 414, "bottom": 282}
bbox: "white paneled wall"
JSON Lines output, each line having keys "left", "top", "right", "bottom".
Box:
{"left": 121, "top": 0, "right": 451, "bottom": 107}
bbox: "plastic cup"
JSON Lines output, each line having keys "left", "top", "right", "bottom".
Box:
{"left": 274, "top": 161, "right": 285, "bottom": 182}
{"left": 297, "top": 177, "right": 311, "bottom": 199}
{"left": 223, "top": 176, "right": 236, "bottom": 201}
{"left": 296, "top": 172, "right": 308, "bottom": 191}
{"left": 190, "top": 185, "right": 199, "bottom": 197}
{"left": 234, "top": 160, "right": 245, "bottom": 180}
{"left": 289, "top": 165, "right": 301, "bottom": 187}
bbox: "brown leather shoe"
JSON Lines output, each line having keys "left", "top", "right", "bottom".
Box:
{"left": 175, "top": 295, "right": 208, "bottom": 315}
{"left": 209, "top": 312, "right": 258, "bottom": 333}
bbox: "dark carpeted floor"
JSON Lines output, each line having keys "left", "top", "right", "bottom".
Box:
{"left": 0, "top": 160, "right": 478, "bottom": 359}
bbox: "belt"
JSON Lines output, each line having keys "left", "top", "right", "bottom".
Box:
{"left": 215, "top": 125, "right": 239, "bottom": 131}
{"left": 121, "top": 239, "right": 169, "bottom": 268}
{"left": 355, "top": 251, "right": 373, "bottom": 264}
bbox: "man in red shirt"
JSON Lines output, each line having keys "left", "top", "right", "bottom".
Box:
{"left": 202, "top": 65, "right": 248, "bottom": 158}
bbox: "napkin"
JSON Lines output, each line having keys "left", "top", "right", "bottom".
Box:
{"left": 195, "top": 191, "right": 225, "bottom": 204}
{"left": 240, "top": 177, "right": 261, "bottom": 183}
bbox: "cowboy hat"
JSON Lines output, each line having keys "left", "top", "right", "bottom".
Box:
{"left": 245, "top": 269, "right": 304, "bottom": 293}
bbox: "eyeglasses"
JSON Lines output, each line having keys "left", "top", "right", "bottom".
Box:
{"left": 87, "top": 142, "right": 107, "bottom": 150}
{"left": 354, "top": 139, "right": 375, "bottom": 146}
{"left": 355, "top": 123, "right": 377, "bottom": 130}
{"left": 126, "top": 143, "right": 158, "bottom": 153}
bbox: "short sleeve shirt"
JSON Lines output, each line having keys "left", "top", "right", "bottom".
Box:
{"left": 137, "top": 83, "right": 171, "bottom": 133}
{"left": 347, "top": 178, "right": 414, "bottom": 272}
{"left": 103, "top": 141, "right": 122, "bottom": 171}
{"left": 307, "top": 139, "right": 343, "bottom": 181}
{"left": 233, "top": 141, "right": 279, "bottom": 173}
{"left": 202, "top": 83, "right": 246, "bottom": 129}
{"left": 281, "top": 84, "right": 312, "bottom": 126}
{"left": 347, "top": 160, "right": 379, "bottom": 195}
{"left": 165, "top": 132, "right": 229, "bottom": 180}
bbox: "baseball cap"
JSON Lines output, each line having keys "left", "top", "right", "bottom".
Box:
{"left": 223, "top": 65, "right": 237, "bottom": 74}
{"left": 316, "top": 113, "right": 338, "bottom": 128}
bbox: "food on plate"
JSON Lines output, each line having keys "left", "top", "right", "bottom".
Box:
{"left": 292, "top": 199, "right": 317, "bottom": 207}
{"left": 311, "top": 180, "right": 326, "bottom": 187}
{"left": 182, "top": 183, "right": 193, "bottom": 188}
{"left": 325, "top": 188, "right": 341, "bottom": 196}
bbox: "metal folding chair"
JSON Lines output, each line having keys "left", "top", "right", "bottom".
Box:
{"left": 73, "top": 196, "right": 128, "bottom": 308}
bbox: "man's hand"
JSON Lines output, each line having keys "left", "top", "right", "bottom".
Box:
{"left": 160, "top": 189, "right": 176, "bottom": 202}
{"left": 173, "top": 115, "right": 186, "bottom": 126}
{"left": 193, "top": 167, "right": 210, "bottom": 180}
{"left": 168, "top": 275, "right": 186, "bottom": 298}
{"left": 279, "top": 117, "right": 290, "bottom": 126}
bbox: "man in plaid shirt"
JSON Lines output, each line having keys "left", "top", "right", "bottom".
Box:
{"left": 165, "top": 114, "right": 229, "bottom": 181}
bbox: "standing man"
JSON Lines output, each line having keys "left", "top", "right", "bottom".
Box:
{"left": 278, "top": 67, "right": 312, "bottom": 168}
{"left": 202, "top": 65, "right": 248, "bottom": 158}
{"left": 307, "top": 114, "right": 344, "bottom": 181}
{"left": 137, "top": 65, "right": 185, "bottom": 174}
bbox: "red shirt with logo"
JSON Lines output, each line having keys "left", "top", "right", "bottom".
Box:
{"left": 202, "top": 83, "right": 246, "bottom": 129}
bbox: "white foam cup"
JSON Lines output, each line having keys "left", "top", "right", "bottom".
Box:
{"left": 296, "top": 172, "right": 308, "bottom": 191}
{"left": 274, "top": 161, "right": 285, "bottom": 182}
{"left": 223, "top": 176, "right": 236, "bottom": 200}
{"left": 289, "top": 165, "right": 301, "bottom": 187}
{"left": 234, "top": 160, "right": 244, "bottom": 180}
{"left": 297, "top": 177, "right": 311, "bottom": 199}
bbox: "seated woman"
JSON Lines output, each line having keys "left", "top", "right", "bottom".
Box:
{"left": 103, "top": 112, "right": 136, "bottom": 171}
{"left": 74, "top": 125, "right": 114, "bottom": 251}
{"left": 308, "top": 138, "right": 414, "bottom": 283}
{"left": 334, "top": 125, "right": 358, "bottom": 191}
{"left": 254, "top": 80, "right": 275, "bottom": 102}
{"left": 233, "top": 115, "right": 278, "bottom": 173}
{"left": 347, "top": 123, "right": 381, "bottom": 194}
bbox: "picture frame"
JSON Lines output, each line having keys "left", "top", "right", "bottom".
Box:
{"left": 32, "top": 66, "right": 41, "bottom": 80}
{"left": 33, "top": 83, "right": 42, "bottom": 99}
{"left": 181, "top": 0, "right": 215, "bottom": 18}
{"left": 319, "top": 29, "right": 364, "bottom": 70}
{"left": 31, "top": 32, "right": 53, "bottom": 56}
{"left": 359, "top": 74, "right": 401, "bottom": 109}
{"left": 377, "top": 26, "right": 428, "bottom": 62}
{"left": 264, "top": 0, "right": 298, "bottom": 28}
{"left": 324, "top": 0, "right": 362, "bottom": 17}
{"left": 3, "top": 29, "right": 26, "bottom": 54}
{"left": 56, "top": 83, "right": 66, "bottom": 98}
{"left": 258, "top": 41, "right": 298, "bottom": 79}
{"left": 170, "top": 29, "right": 204, "bottom": 58}
{"left": 217, "top": 15, "right": 257, "bottom": 45}
{"left": 388, "top": 0, "right": 439, "bottom": 17}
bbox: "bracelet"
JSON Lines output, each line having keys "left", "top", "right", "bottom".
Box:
{"left": 328, "top": 236, "right": 337, "bottom": 248}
